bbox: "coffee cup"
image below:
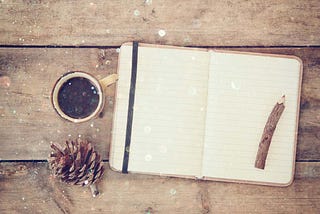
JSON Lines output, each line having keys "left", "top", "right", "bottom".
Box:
{"left": 51, "top": 71, "right": 118, "bottom": 123}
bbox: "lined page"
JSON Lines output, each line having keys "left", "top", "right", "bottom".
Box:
{"left": 111, "top": 44, "right": 210, "bottom": 177}
{"left": 202, "top": 51, "right": 301, "bottom": 184}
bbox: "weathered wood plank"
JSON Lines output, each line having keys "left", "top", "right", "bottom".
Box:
{"left": 0, "top": 0, "right": 320, "bottom": 46}
{"left": 0, "top": 162, "right": 319, "bottom": 214}
{"left": 295, "top": 162, "right": 320, "bottom": 178}
{"left": 0, "top": 48, "right": 118, "bottom": 160}
{"left": 0, "top": 47, "right": 319, "bottom": 160}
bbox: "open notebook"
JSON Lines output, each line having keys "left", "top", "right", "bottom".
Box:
{"left": 110, "top": 42, "right": 303, "bottom": 186}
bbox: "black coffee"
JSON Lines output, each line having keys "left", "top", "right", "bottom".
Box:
{"left": 58, "top": 77, "right": 100, "bottom": 119}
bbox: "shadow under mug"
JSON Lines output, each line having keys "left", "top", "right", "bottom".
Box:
{"left": 51, "top": 71, "right": 118, "bottom": 123}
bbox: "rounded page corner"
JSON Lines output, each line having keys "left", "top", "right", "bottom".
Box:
{"left": 120, "top": 42, "right": 133, "bottom": 49}
{"left": 289, "top": 55, "right": 303, "bottom": 74}
{"left": 290, "top": 55, "right": 303, "bottom": 67}
{"left": 109, "top": 160, "right": 122, "bottom": 173}
{"left": 277, "top": 173, "right": 295, "bottom": 187}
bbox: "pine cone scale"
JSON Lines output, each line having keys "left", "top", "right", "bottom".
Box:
{"left": 83, "top": 147, "right": 93, "bottom": 166}
{"left": 49, "top": 139, "right": 104, "bottom": 188}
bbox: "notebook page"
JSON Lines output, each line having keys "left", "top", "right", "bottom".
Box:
{"left": 111, "top": 44, "right": 210, "bottom": 177}
{"left": 202, "top": 51, "right": 301, "bottom": 184}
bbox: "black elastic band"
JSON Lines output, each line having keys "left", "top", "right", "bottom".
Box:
{"left": 122, "top": 41, "right": 139, "bottom": 173}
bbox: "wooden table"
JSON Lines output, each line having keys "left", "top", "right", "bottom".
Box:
{"left": 0, "top": 1, "right": 319, "bottom": 213}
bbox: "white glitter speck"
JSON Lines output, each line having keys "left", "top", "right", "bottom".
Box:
{"left": 90, "top": 123, "right": 94, "bottom": 128}
{"left": 78, "top": 134, "right": 82, "bottom": 138}
{"left": 145, "top": 154, "right": 152, "bottom": 161}
{"left": 134, "top": 9, "right": 140, "bottom": 16}
{"left": 170, "top": 188, "right": 177, "bottom": 195}
{"left": 125, "top": 146, "right": 130, "bottom": 152}
{"left": 145, "top": 0, "right": 152, "bottom": 5}
{"left": 84, "top": 180, "right": 89, "bottom": 185}
{"left": 231, "top": 81, "right": 241, "bottom": 90}
{"left": 159, "top": 145, "right": 167, "bottom": 153}
{"left": 12, "top": 110, "right": 16, "bottom": 114}
{"left": 158, "top": 29, "right": 166, "bottom": 37}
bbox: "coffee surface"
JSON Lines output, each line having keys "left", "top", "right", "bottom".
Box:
{"left": 58, "top": 77, "right": 100, "bottom": 119}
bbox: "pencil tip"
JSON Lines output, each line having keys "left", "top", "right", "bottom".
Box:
{"left": 278, "top": 95, "right": 285, "bottom": 104}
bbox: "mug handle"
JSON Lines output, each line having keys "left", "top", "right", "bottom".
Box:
{"left": 99, "top": 74, "right": 118, "bottom": 89}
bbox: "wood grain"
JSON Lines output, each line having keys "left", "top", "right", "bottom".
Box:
{"left": 0, "top": 162, "right": 319, "bottom": 214}
{"left": 0, "top": 48, "right": 118, "bottom": 160}
{"left": 1, "top": 1, "right": 319, "bottom": 212}
{"left": 0, "top": 47, "right": 319, "bottom": 160}
{"left": 0, "top": 0, "right": 320, "bottom": 46}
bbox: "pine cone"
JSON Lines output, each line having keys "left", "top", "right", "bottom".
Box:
{"left": 49, "top": 139, "right": 104, "bottom": 197}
